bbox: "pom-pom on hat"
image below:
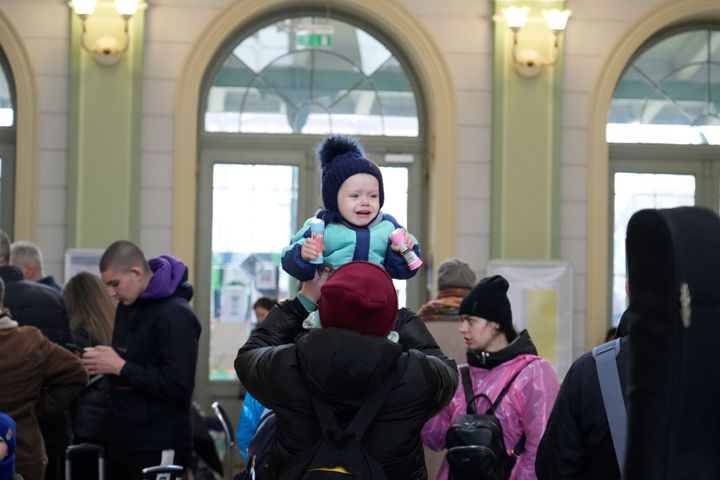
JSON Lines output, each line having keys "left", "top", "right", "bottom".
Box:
{"left": 0, "top": 412, "right": 16, "bottom": 460}
{"left": 437, "top": 258, "right": 476, "bottom": 290}
{"left": 319, "top": 261, "right": 398, "bottom": 337}
{"left": 459, "top": 275, "right": 513, "bottom": 332}
{"left": 317, "top": 135, "right": 385, "bottom": 213}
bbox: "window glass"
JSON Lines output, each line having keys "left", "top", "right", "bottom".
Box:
{"left": 0, "top": 66, "right": 12, "bottom": 127}
{"left": 611, "top": 173, "right": 695, "bottom": 323}
{"left": 205, "top": 17, "right": 418, "bottom": 136}
{"left": 608, "top": 28, "right": 720, "bottom": 144}
{"left": 209, "top": 163, "right": 298, "bottom": 380}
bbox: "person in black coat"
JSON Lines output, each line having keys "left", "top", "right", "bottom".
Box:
{"left": 535, "top": 311, "right": 630, "bottom": 480}
{"left": 235, "top": 261, "right": 459, "bottom": 480}
{"left": 80, "top": 240, "right": 201, "bottom": 480}
{"left": 0, "top": 230, "right": 73, "bottom": 480}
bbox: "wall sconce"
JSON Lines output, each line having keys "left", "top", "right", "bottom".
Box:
{"left": 502, "top": 6, "right": 571, "bottom": 77}
{"left": 69, "top": 0, "right": 144, "bottom": 65}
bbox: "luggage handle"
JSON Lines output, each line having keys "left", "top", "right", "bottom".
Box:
{"left": 65, "top": 443, "right": 105, "bottom": 480}
{"left": 142, "top": 464, "right": 184, "bottom": 480}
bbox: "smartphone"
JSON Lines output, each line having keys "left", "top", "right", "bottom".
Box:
{"left": 65, "top": 343, "right": 84, "bottom": 356}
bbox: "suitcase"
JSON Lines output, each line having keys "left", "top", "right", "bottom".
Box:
{"left": 142, "top": 464, "right": 184, "bottom": 480}
{"left": 65, "top": 443, "right": 105, "bottom": 480}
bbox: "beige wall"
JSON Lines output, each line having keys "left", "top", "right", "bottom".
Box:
{"left": 0, "top": 0, "right": 705, "bottom": 358}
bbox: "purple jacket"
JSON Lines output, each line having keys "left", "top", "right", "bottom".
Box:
{"left": 422, "top": 354, "right": 559, "bottom": 480}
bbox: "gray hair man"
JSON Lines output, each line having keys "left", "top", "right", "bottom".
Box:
{"left": 10, "top": 240, "right": 61, "bottom": 291}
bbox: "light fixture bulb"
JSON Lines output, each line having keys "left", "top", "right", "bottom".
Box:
{"left": 503, "top": 6, "right": 529, "bottom": 30}
{"left": 72, "top": 0, "right": 97, "bottom": 16}
{"left": 115, "top": 0, "right": 140, "bottom": 16}
{"left": 543, "top": 9, "right": 572, "bottom": 32}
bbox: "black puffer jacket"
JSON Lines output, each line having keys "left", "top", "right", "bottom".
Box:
{"left": 235, "top": 300, "right": 458, "bottom": 480}
{"left": 0, "top": 265, "right": 71, "bottom": 346}
{"left": 535, "top": 334, "right": 629, "bottom": 480}
{"left": 109, "top": 282, "right": 201, "bottom": 451}
{"left": 70, "top": 327, "right": 110, "bottom": 441}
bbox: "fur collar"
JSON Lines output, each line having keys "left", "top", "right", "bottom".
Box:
{"left": 0, "top": 314, "right": 18, "bottom": 329}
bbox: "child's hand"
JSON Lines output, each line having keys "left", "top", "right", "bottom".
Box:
{"left": 301, "top": 238, "right": 321, "bottom": 262}
{"left": 390, "top": 231, "right": 413, "bottom": 252}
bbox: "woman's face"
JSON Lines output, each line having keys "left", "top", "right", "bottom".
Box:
{"left": 0, "top": 437, "right": 7, "bottom": 460}
{"left": 254, "top": 306, "right": 270, "bottom": 324}
{"left": 459, "top": 314, "right": 503, "bottom": 351}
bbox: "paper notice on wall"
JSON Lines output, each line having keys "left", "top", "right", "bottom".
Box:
{"left": 488, "top": 260, "right": 572, "bottom": 378}
{"left": 526, "top": 289, "right": 558, "bottom": 364}
{"left": 64, "top": 248, "right": 104, "bottom": 283}
{"left": 220, "top": 285, "right": 249, "bottom": 323}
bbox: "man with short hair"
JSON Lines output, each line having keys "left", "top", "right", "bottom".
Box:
{"left": 81, "top": 240, "right": 201, "bottom": 480}
{"left": 0, "top": 229, "right": 74, "bottom": 480}
{"left": 10, "top": 240, "right": 62, "bottom": 291}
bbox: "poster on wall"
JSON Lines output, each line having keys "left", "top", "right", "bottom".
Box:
{"left": 64, "top": 248, "right": 104, "bottom": 284}
{"left": 487, "top": 259, "right": 573, "bottom": 378}
{"left": 220, "top": 284, "right": 249, "bottom": 323}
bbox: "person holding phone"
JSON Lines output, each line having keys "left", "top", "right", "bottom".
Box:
{"left": 63, "top": 272, "right": 116, "bottom": 479}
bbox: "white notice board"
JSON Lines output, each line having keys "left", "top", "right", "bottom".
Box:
{"left": 487, "top": 259, "right": 573, "bottom": 377}
{"left": 64, "top": 248, "right": 104, "bottom": 283}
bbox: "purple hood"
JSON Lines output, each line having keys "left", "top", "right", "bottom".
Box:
{"left": 140, "top": 255, "right": 188, "bottom": 300}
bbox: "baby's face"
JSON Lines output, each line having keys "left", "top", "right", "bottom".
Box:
{"left": 337, "top": 173, "right": 380, "bottom": 226}
{"left": 0, "top": 437, "right": 7, "bottom": 460}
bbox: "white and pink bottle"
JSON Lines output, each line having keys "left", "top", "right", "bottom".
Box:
{"left": 309, "top": 218, "right": 325, "bottom": 265}
{"left": 390, "top": 228, "right": 422, "bottom": 270}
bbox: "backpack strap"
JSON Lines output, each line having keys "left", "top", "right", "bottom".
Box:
{"left": 487, "top": 358, "right": 538, "bottom": 415}
{"left": 592, "top": 338, "right": 626, "bottom": 473}
{"left": 459, "top": 365, "right": 477, "bottom": 415}
{"left": 310, "top": 356, "right": 409, "bottom": 440}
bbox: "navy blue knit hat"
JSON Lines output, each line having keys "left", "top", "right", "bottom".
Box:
{"left": 317, "top": 135, "right": 384, "bottom": 213}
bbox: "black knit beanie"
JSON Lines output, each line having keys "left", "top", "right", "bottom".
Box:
{"left": 317, "top": 135, "right": 385, "bottom": 214}
{"left": 459, "top": 275, "right": 514, "bottom": 335}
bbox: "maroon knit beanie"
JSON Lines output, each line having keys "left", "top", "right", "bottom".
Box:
{"left": 319, "top": 261, "right": 398, "bottom": 336}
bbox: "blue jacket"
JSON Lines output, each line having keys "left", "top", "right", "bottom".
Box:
{"left": 236, "top": 392, "right": 267, "bottom": 461}
{"left": 281, "top": 211, "right": 421, "bottom": 281}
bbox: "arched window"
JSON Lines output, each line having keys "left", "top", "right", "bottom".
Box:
{"left": 607, "top": 25, "right": 720, "bottom": 324}
{"left": 204, "top": 16, "right": 418, "bottom": 136}
{"left": 197, "top": 12, "right": 425, "bottom": 381}
{"left": 0, "top": 46, "right": 15, "bottom": 237}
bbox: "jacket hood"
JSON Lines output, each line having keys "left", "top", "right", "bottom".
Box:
{"left": 140, "top": 255, "right": 191, "bottom": 301}
{"left": 295, "top": 327, "right": 403, "bottom": 406}
{"left": 466, "top": 329, "right": 538, "bottom": 369}
{"left": 0, "top": 265, "right": 23, "bottom": 283}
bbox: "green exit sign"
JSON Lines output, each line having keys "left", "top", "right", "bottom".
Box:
{"left": 295, "top": 23, "right": 334, "bottom": 48}
{"left": 296, "top": 33, "right": 332, "bottom": 47}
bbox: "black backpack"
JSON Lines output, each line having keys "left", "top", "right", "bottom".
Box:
{"left": 445, "top": 360, "right": 536, "bottom": 480}
{"left": 279, "top": 357, "right": 408, "bottom": 480}
{"left": 235, "top": 408, "right": 276, "bottom": 480}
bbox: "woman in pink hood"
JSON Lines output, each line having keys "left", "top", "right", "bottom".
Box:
{"left": 422, "top": 275, "right": 560, "bottom": 479}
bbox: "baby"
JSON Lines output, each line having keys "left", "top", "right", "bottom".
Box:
{"left": 282, "top": 135, "right": 421, "bottom": 281}
{"left": 0, "top": 413, "right": 18, "bottom": 480}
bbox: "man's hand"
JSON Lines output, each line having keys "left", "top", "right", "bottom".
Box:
{"left": 300, "top": 265, "right": 333, "bottom": 303}
{"left": 300, "top": 238, "right": 322, "bottom": 262}
{"left": 81, "top": 345, "right": 126, "bottom": 376}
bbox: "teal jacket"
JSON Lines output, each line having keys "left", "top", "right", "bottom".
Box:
{"left": 281, "top": 211, "right": 421, "bottom": 281}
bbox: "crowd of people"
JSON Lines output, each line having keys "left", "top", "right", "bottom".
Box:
{"left": 1, "top": 134, "right": 713, "bottom": 480}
